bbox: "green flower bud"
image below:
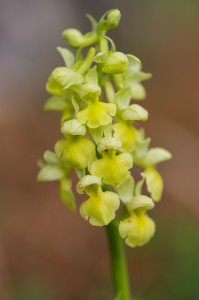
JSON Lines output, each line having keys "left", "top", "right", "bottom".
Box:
{"left": 62, "top": 28, "right": 84, "bottom": 48}
{"left": 102, "top": 52, "right": 129, "bottom": 74}
{"left": 106, "top": 9, "right": 121, "bottom": 30}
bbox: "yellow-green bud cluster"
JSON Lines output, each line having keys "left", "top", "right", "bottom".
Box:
{"left": 38, "top": 9, "right": 171, "bottom": 248}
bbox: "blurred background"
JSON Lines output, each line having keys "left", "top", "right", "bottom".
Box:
{"left": 1, "top": 0, "right": 199, "bottom": 299}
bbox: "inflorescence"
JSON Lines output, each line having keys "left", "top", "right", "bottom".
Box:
{"left": 38, "top": 9, "right": 171, "bottom": 248}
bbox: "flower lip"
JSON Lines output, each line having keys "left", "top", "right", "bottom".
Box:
{"left": 119, "top": 213, "right": 155, "bottom": 247}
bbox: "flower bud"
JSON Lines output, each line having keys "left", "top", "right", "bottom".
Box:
{"left": 62, "top": 28, "right": 84, "bottom": 48}
{"left": 106, "top": 9, "right": 121, "bottom": 29}
{"left": 102, "top": 52, "right": 129, "bottom": 74}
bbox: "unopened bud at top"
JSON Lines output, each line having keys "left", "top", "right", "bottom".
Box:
{"left": 106, "top": 9, "right": 121, "bottom": 30}
{"left": 62, "top": 29, "right": 84, "bottom": 48}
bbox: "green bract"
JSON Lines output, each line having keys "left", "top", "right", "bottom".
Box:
{"left": 38, "top": 9, "right": 171, "bottom": 248}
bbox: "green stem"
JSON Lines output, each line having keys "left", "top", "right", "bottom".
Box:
{"left": 106, "top": 219, "right": 132, "bottom": 300}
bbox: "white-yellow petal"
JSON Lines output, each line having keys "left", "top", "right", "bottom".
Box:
{"left": 142, "top": 167, "right": 163, "bottom": 201}
{"left": 116, "top": 175, "right": 134, "bottom": 203}
{"left": 113, "top": 122, "right": 140, "bottom": 152}
{"left": 59, "top": 178, "right": 76, "bottom": 211}
{"left": 97, "top": 137, "right": 122, "bottom": 153}
{"left": 76, "top": 175, "right": 101, "bottom": 194}
{"left": 127, "top": 195, "right": 154, "bottom": 213}
{"left": 121, "top": 104, "right": 148, "bottom": 121}
{"left": 61, "top": 119, "right": 87, "bottom": 136}
{"left": 141, "top": 148, "right": 172, "bottom": 166}
{"left": 79, "top": 83, "right": 101, "bottom": 101}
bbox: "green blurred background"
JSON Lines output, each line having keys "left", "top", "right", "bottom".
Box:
{"left": 0, "top": 0, "right": 199, "bottom": 299}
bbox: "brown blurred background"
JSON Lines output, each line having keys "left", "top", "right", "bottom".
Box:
{"left": 0, "top": 0, "right": 199, "bottom": 299}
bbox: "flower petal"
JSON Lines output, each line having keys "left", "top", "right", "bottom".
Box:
{"left": 116, "top": 175, "right": 134, "bottom": 203}
{"left": 37, "top": 165, "right": 64, "bottom": 182}
{"left": 61, "top": 119, "right": 87, "bottom": 136}
{"left": 140, "top": 148, "right": 172, "bottom": 166}
{"left": 121, "top": 104, "right": 148, "bottom": 121}
{"left": 57, "top": 47, "right": 75, "bottom": 68}
{"left": 59, "top": 178, "right": 76, "bottom": 211}
{"left": 76, "top": 175, "right": 101, "bottom": 194}
{"left": 113, "top": 122, "right": 140, "bottom": 152}
{"left": 142, "top": 167, "right": 163, "bottom": 201}
{"left": 127, "top": 195, "right": 154, "bottom": 213}
{"left": 130, "top": 82, "right": 146, "bottom": 100}
{"left": 114, "top": 88, "right": 132, "bottom": 110}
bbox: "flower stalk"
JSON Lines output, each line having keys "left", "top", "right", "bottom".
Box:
{"left": 107, "top": 219, "right": 131, "bottom": 300}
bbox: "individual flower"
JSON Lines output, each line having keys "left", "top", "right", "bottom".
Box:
{"left": 77, "top": 175, "right": 120, "bottom": 226}
{"left": 37, "top": 150, "right": 71, "bottom": 182}
{"left": 133, "top": 131, "right": 172, "bottom": 201}
{"left": 91, "top": 137, "right": 133, "bottom": 185}
{"left": 55, "top": 136, "right": 96, "bottom": 169}
{"left": 37, "top": 151, "right": 76, "bottom": 210}
{"left": 113, "top": 87, "right": 148, "bottom": 121}
{"left": 119, "top": 193, "right": 155, "bottom": 247}
{"left": 114, "top": 55, "right": 152, "bottom": 100}
{"left": 46, "top": 67, "right": 84, "bottom": 95}
{"left": 119, "top": 212, "right": 155, "bottom": 247}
